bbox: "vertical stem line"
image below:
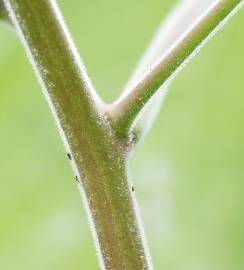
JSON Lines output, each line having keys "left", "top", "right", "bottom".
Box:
{"left": 3, "top": 0, "right": 152, "bottom": 269}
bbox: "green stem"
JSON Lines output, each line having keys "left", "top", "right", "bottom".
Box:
{"left": 109, "top": 0, "right": 243, "bottom": 138}
{"left": 3, "top": 0, "right": 152, "bottom": 269}
{"left": 122, "top": 0, "right": 218, "bottom": 142}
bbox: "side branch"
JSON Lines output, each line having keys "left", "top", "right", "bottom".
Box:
{"left": 109, "top": 0, "right": 243, "bottom": 137}
{"left": 121, "top": 0, "right": 217, "bottom": 142}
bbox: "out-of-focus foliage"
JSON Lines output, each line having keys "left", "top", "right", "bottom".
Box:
{"left": 0, "top": 0, "right": 7, "bottom": 20}
{"left": 0, "top": 1, "right": 244, "bottom": 269}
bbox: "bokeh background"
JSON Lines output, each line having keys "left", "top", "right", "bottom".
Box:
{"left": 0, "top": 1, "right": 244, "bottom": 269}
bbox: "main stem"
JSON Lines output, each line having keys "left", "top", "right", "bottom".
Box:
{"left": 4, "top": 0, "right": 151, "bottom": 269}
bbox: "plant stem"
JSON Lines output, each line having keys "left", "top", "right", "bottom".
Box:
{"left": 109, "top": 0, "right": 243, "bottom": 137}
{"left": 3, "top": 0, "right": 152, "bottom": 269}
{"left": 122, "top": 0, "right": 217, "bottom": 142}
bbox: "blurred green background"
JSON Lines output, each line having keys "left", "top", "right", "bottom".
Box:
{"left": 1, "top": 1, "right": 244, "bottom": 269}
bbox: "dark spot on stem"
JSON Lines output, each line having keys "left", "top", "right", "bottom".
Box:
{"left": 132, "top": 186, "right": 135, "bottom": 192}
{"left": 75, "top": 176, "right": 79, "bottom": 183}
{"left": 67, "top": 153, "right": 72, "bottom": 160}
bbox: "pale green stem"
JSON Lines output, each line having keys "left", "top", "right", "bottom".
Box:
{"left": 3, "top": 0, "right": 152, "bottom": 269}
{"left": 109, "top": 0, "right": 243, "bottom": 138}
{"left": 122, "top": 0, "right": 216, "bottom": 142}
{"left": 2, "top": 0, "right": 243, "bottom": 269}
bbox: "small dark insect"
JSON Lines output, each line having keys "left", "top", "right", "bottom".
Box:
{"left": 132, "top": 186, "right": 135, "bottom": 192}
{"left": 75, "top": 176, "right": 79, "bottom": 183}
{"left": 67, "top": 153, "right": 72, "bottom": 160}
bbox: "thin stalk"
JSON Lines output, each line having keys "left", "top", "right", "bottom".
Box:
{"left": 122, "top": 0, "right": 216, "bottom": 142}
{"left": 3, "top": 0, "right": 152, "bottom": 269}
{"left": 109, "top": 0, "right": 243, "bottom": 137}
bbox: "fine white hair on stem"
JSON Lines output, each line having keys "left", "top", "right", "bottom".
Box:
{"left": 4, "top": 2, "right": 105, "bottom": 268}
{"left": 2, "top": 0, "right": 243, "bottom": 269}
{"left": 48, "top": 0, "right": 105, "bottom": 108}
{"left": 110, "top": 0, "right": 243, "bottom": 138}
{"left": 121, "top": 0, "right": 221, "bottom": 141}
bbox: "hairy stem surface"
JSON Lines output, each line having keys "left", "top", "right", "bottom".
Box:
{"left": 110, "top": 0, "right": 243, "bottom": 137}
{"left": 3, "top": 0, "right": 152, "bottom": 269}
{"left": 2, "top": 0, "right": 243, "bottom": 269}
{"left": 122, "top": 0, "right": 216, "bottom": 142}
